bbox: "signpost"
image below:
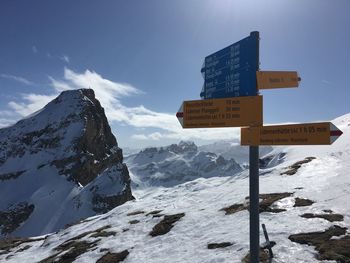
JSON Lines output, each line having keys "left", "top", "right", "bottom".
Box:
{"left": 176, "top": 96, "right": 263, "bottom": 128}
{"left": 256, "top": 71, "right": 300, "bottom": 89}
{"left": 241, "top": 122, "right": 343, "bottom": 146}
{"left": 177, "top": 31, "right": 343, "bottom": 263}
{"left": 200, "top": 31, "right": 259, "bottom": 99}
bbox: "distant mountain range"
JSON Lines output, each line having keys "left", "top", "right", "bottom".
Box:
{"left": 125, "top": 141, "right": 243, "bottom": 188}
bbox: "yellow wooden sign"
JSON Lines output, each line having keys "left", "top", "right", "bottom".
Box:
{"left": 257, "top": 71, "right": 300, "bottom": 89}
{"left": 241, "top": 122, "right": 343, "bottom": 145}
{"left": 176, "top": 96, "right": 263, "bottom": 128}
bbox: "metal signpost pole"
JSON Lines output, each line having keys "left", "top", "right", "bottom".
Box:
{"left": 249, "top": 145, "right": 259, "bottom": 263}
{"left": 249, "top": 31, "right": 260, "bottom": 263}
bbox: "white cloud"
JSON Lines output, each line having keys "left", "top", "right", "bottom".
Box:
{"left": 131, "top": 127, "right": 241, "bottom": 142}
{"left": 321, "top": 79, "right": 331, "bottom": 85}
{"left": 8, "top": 94, "right": 56, "bottom": 117}
{"left": 0, "top": 118, "right": 15, "bottom": 128}
{"left": 60, "top": 55, "right": 70, "bottom": 63}
{"left": 131, "top": 134, "right": 149, "bottom": 140}
{"left": 1, "top": 73, "right": 34, "bottom": 86}
{"left": 2, "top": 67, "right": 241, "bottom": 143}
{"left": 32, "top": 46, "right": 38, "bottom": 53}
{"left": 0, "top": 111, "right": 18, "bottom": 127}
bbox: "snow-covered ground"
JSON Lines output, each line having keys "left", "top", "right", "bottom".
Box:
{"left": 1, "top": 114, "right": 349, "bottom": 262}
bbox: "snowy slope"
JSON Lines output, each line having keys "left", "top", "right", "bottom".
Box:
{"left": 0, "top": 89, "right": 133, "bottom": 238}
{"left": 1, "top": 114, "right": 349, "bottom": 262}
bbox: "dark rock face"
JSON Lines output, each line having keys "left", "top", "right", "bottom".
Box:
{"left": 221, "top": 192, "right": 293, "bottom": 215}
{"left": 149, "top": 213, "right": 185, "bottom": 237}
{"left": 301, "top": 213, "right": 344, "bottom": 222}
{"left": 97, "top": 250, "right": 130, "bottom": 263}
{"left": 289, "top": 225, "right": 350, "bottom": 263}
{"left": 0, "top": 89, "right": 134, "bottom": 237}
{"left": 48, "top": 89, "right": 124, "bottom": 186}
{"left": 294, "top": 197, "right": 314, "bottom": 207}
{"left": 0, "top": 203, "right": 34, "bottom": 235}
{"left": 207, "top": 242, "right": 233, "bottom": 249}
{"left": 72, "top": 89, "right": 121, "bottom": 185}
{"left": 281, "top": 157, "right": 316, "bottom": 175}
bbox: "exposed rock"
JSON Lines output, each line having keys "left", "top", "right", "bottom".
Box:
{"left": 39, "top": 225, "right": 115, "bottom": 262}
{"left": 207, "top": 242, "right": 233, "bottom": 249}
{"left": 39, "top": 240, "right": 99, "bottom": 263}
{"left": 89, "top": 226, "right": 116, "bottom": 238}
{"left": 301, "top": 213, "right": 344, "bottom": 222}
{"left": 317, "top": 236, "right": 350, "bottom": 262}
{"left": 0, "top": 202, "right": 34, "bottom": 235}
{"left": 294, "top": 197, "right": 314, "bottom": 207}
{"left": 259, "top": 152, "right": 286, "bottom": 169}
{"left": 323, "top": 209, "right": 333, "bottom": 213}
{"left": 0, "top": 236, "right": 45, "bottom": 255}
{"left": 167, "top": 141, "right": 198, "bottom": 154}
{"left": 129, "top": 220, "right": 140, "bottom": 225}
{"left": 127, "top": 210, "right": 144, "bottom": 216}
{"left": 221, "top": 203, "right": 247, "bottom": 215}
{"left": 49, "top": 89, "right": 128, "bottom": 186}
{"left": 150, "top": 213, "right": 185, "bottom": 237}
{"left": 281, "top": 157, "right": 316, "bottom": 175}
{"left": 92, "top": 164, "right": 135, "bottom": 213}
{"left": 221, "top": 192, "right": 293, "bottom": 215}
{"left": 258, "top": 192, "right": 293, "bottom": 213}
{"left": 289, "top": 225, "right": 350, "bottom": 262}
{"left": 146, "top": 210, "right": 163, "bottom": 216}
{"left": 242, "top": 248, "right": 270, "bottom": 263}
{"left": 96, "top": 250, "right": 129, "bottom": 263}
{"left": 289, "top": 226, "right": 347, "bottom": 244}
{"left": 0, "top": 170, "right": 26, "bottom": 181}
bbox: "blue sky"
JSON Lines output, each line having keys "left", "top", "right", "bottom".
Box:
{"left": 1, "top": 0, "right": 349, "bottom": 148}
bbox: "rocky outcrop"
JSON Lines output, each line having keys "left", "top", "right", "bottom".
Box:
{"left": 0, "top": 89, "right": 133, "bottom": 238}
{"left": 0, "top": 203, "right": 34, "bottom": 235}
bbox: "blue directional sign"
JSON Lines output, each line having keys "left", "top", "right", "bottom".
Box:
{"left": 200, "top": 31, "right": 259, "bottom": 99}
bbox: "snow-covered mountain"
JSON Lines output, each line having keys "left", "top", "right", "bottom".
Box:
{"left": 0, "top": 89, "right": 133, "bottom": 238}
{"left": 1, "top": 113, "right": 350, "bottom": 263}
{"left": 199, "top": 141, "right": 273, "bottom": 165}
{"left": 125, "top": 141, "right": 243, "bottom": 188}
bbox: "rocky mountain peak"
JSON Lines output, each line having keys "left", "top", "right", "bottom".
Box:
{"left": 0, "top": 88, "right": 134, "bottom": 238}
{"left": 166, "top": 141, "right": 198, "bottom": 154}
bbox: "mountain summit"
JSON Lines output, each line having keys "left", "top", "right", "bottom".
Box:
{"left": 0, "top": 89, "right": 134, "bottom": 238}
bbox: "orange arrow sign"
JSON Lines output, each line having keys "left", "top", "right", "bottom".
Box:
{"left": 177, "top": 96, "right": 263, "bottom": 128}
{"left": 257, "top": 71, "right": 300, "bottom": 89}
{"left": 241, "top": 122, "right": 343, "bottom": 145}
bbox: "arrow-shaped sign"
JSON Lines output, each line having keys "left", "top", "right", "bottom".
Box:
{"left": 257, "top": 71, "right": 300, "bottom": 89}
{"left": 241, "top": 122, "right": 343, "bottom": 145}
{"left": 177, "top": 96, "right": 263, "bottom": 128}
